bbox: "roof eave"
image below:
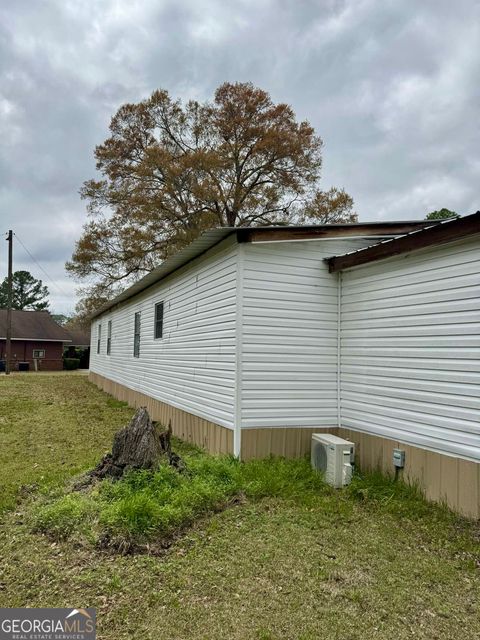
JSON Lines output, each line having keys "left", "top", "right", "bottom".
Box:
{"left": 90, "top": 228, "right": 237, "bottom": 320}
{"left": 89, "top": 219, "right": 438, "bottom": 320}
{"left": 0, "top": 337, "right": 72, "bottom": 342}
{"left": 326, "top": 212, "right": 480, "bottom": 273}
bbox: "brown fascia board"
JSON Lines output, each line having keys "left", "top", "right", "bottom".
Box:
{"left": 89, "top": 220, "right": 433, "bottom": 320}
{"left": 326, "top": 212, "right": 480, "bottom": 273}
{"left": 236, "top": 220, "right": 432, "bottom": 243}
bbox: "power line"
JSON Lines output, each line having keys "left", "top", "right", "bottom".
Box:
{"left": 12, "top": 232, "right": 71, "bottom": 299}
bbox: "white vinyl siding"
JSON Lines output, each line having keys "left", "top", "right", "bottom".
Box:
{"left": 90, "top": 239, "right": 238, "bottom": 429}
{"left": 339, "top": 235, "right": 480, "bottom": 461}
{"left": 240, "top": 238, "right": 388, "bottom": 429}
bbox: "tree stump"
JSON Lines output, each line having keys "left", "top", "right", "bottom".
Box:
{"left": 79, "top": 407, "right": 185, "bottom": 485}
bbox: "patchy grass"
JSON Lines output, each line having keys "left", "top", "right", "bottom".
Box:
{"left": 0, "top": 372, "right": 133, "bottom": 512}
{"left": 348, "top": 469, "right": 439, "bottom": 517}
{"left": 31, "top": 455, "right": 327, "bottom": 552}
{"left": 1, "top": 373, "right": 480, "bottom": 639}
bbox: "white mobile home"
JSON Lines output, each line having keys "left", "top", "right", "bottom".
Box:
{"left": 90, "top": 213, "right": 480, "bottom": 517}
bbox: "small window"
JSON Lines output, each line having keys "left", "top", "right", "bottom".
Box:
{"left": 97, "top": 324, "right": 102, "bottom": 354}
{"left": 107, "top": 320, "right": 112, "bottom": 355}
{"left": 154, "top": 301, "right": 164, "bottom": 339}
{"left": 133, "top": 312, "right": 141, "bottom": 358}
{"left": 33, "top": 349, "right": 45, "bottom": 359}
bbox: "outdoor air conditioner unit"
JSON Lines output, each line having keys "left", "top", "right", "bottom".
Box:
{"left": 311, "top": 433, "right": 355, "bottom": 488}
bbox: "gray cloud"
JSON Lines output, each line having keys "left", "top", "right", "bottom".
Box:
{"left": 0, "top": 0, "right": 478, "bottom": 312}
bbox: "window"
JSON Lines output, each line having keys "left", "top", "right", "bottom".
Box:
{"left": 133, "top": 312, "right": 141, "bottom": 358}
{"left": 154, "top": 301, "right": 164, "bottom": 339}
{"left": 107, "top": 320, "right": 112, "bottom": 355}
{"left": 33, "top": 349, "right": 45, "bottom": 359}
{"left": 97, "top": 324, "right": 102, "bottom": 354}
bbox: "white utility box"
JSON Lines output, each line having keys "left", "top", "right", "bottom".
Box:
{"left": 311, "top": 433, "right": 355, "bottom": 488}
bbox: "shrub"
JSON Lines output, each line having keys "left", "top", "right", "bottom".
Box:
{"left": 63, "top": 358, "right": 80, "bottom": 370}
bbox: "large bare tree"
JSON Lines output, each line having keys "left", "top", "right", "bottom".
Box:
{"left": 67, "top": 82, "right": 356, "bottom": 307}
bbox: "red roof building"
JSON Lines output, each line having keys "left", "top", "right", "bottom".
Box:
{"left": 0, "top": 310, "right": 72, "bottom": 372}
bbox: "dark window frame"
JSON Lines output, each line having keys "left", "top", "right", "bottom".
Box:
{"left": 154, "top": 301, "right": 164, "bottom": 339}
{"left": 97, "top": 324, "right": 102, "bottom": 354}
{"left": 133, "top": 312, "right": 141, "bottom": 358}
{"left": 33, "top": 349, "right": 45, "bottom": 359}
{"left": 107, "top": 320, "right": 112, "bottom": 355}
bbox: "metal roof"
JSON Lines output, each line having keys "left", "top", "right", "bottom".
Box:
{"left": 325, "top": 212, "right": 480, "bottom": 272}
{"left": 90, "top": 220, "right": 434, "bottom": 320}
{"left": 91, "top": 228, "right": 235, "bottom": 319}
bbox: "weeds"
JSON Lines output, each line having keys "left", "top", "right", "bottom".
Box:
{"left": 346, "top": 470, "right": 456, "bottom": 523}
{"left": 31, "top": 454, "right": 331, "bottom": 551}
{"left": 30, "top": 438, "right": 472, "bottom": 556}
{"left": 32, "top": 493, "right": 98, "bottom": 540}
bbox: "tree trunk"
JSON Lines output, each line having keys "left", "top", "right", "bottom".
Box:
{"left": 78, "top": 407, "right": 184, "bottom": 486}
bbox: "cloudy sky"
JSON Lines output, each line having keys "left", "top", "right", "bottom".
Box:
{"left": 0, "top": 0, "right": 479, "bottom": 313}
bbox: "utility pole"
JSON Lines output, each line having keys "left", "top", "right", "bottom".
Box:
{"left": 5, "top": 230, "right": 12, "bottom": 375}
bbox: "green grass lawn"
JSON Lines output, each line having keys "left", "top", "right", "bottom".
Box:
{"left": 0, "top": 372, "right": 133, "bottom": 513}
{"left": 0, "top": 373, "right": 479, "bottom": 639}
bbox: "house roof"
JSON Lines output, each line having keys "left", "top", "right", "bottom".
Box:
{"left": 90, "top": 219, "right": 433, "bottom": 320}
{"left": 325, "top": 211, "right": 480, "bottom": 273}
{"left": 0, "top": 310, "right": 72, "bottom": 342}
{"left": 65, "top": 327, "right": 91, "bottom": 346}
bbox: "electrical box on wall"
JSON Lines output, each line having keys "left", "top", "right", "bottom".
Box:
{"left": 393, "top": 449, "right": 405, "bottom": 468}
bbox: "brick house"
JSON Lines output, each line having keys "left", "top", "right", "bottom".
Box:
{"left": 0, "top": 310, "right": 71, "bottom": 371}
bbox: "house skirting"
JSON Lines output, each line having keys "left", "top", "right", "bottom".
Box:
{"left": 241, "top": 426, "right": 479, "bottom": 518}
{"left": 89, "top": 372, "right": 233, "bottom": 455}
{"left": 88, "top": 373, "right": 479, "bottom": 519}
{"left": 240, "top": 427, "right": 338, "bottom": 460}
{"left": 337, "top": 428, "right": 480, "bottom": 519}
